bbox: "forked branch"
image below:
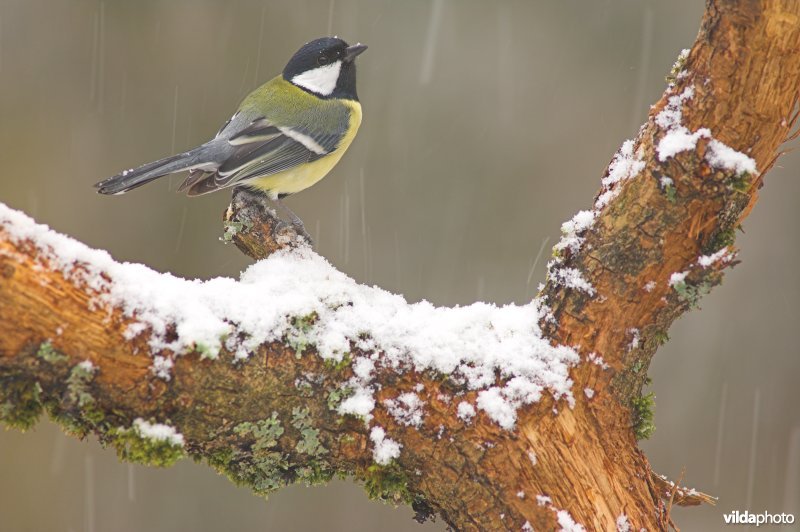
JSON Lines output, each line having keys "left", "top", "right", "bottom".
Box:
{"left": 1, "top": 1, "right": 799, "bottom": 530}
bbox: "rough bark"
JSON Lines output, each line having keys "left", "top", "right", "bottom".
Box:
{"left": 1, "top": 1, "right": 798, "bottom": 530}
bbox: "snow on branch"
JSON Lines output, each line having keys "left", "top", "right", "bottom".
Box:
{"left": 0, "top": 201, "right": 579, "bottom": 440}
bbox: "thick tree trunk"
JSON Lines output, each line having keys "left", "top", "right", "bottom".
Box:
{"left": 1, "top": 1, "right": 798, "bottom": 530}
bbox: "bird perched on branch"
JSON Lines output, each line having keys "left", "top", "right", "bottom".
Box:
{"left": 95, "top": 37, "right": 367, "bottom": 235}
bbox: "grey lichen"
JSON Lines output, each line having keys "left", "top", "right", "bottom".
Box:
{"left": 326, "top": 386, "right": 353, "bottom": 411}
{"left": 67, "top": 361, "right": 96, "bottom": 408}
{"left": 286, "top": 314, "right": 318, "bottom": 357}
{"left": 234, "top": 412, "right": 285, "bottom": 452}
{"left": 230, "top": 412, "right": 290, "bottom": 495}
{"left": 36, "top": 341, "right": 67, "bottom": 364}
{"left": 671, "top": 279, "right": 713, "bottom": 309}
{"left": 323, "top": 353, "right": 352, "bottom": 373}
{"left": 47, "top": 360, "right": 106, "bottom": 436}
{"left": 222, "top": 219, "right": 252, "bottom": 244}
{"left": 291, "top": 406, "right": 327, "bottom": 457}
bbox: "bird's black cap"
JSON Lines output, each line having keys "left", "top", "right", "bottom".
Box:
{"left": 283, "top": 37, "right": 367, "bottom": 101}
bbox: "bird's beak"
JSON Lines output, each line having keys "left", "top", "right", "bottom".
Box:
{"left": 344, "top": 43, "right": 368, "bottom": 63}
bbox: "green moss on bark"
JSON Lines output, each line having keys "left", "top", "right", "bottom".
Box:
{"left": 631, "top": 392, "right": 656, "bottom": 440}
{"left": 0, "top": 377, "right": 43, "bottom": 431}
{"left": 108, "top": 422, "right": 186, "bottom": 467}
{"left": 362, "top": 462, "right": 414, "bottom": 505}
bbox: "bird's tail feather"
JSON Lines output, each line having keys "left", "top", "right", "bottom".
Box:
{"left": 95, "top": 145, "right": 215, "bottom": 195}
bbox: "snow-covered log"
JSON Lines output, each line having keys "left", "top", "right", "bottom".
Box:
{"left": 1, "top": 1, "right": 799, "bottom": 530}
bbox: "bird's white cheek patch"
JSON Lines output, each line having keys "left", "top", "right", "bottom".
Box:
{"left": 291, "top": 61, "right": 342, "bottom": 96}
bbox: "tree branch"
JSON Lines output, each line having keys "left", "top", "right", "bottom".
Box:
{"left": 222, "top": 187, "right": 309, "bottom": 260}
{"left": 1, "top": 1, "right": 799, "bottom": 530}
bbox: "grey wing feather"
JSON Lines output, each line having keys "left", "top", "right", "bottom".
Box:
{"left": 181, "top": 111, "right": 348, "bottom": 196}
{"left": 180, "top": 131, "right": 322, "bottom": 196}
{"left": 176, "top": 169, "right": 215, "bottom": 193}
{"left": 228, "top": 118, "right": 282, "bottom": 146}
{"left": 218, "top": 133, "right": 314, "bottom": 176}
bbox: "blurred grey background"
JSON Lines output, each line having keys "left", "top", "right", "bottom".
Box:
{"left": 0, "top": 1, "right": 798, "bottom": 531}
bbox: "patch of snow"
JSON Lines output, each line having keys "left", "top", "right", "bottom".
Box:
{"left": 644, "top": 281, "right": 657, "bottom": 292}
{"left": 698, "top": 248, "right": 732, "bottom": 268}
{"left": 352, "top": 357, "right": 375, "bottom": 380}
{"left": 549, "top": 266, "right": 595, "bottom": 295}
{"left": 233, "top": 347, "right": 251, "bottom": 361}
{"left": 536, "top": 494, "right": 552, "bottom": 507}
{"left": 669, "top": 271, "right": 688, "bottom": 286}
{"left": 595, "top": 140, "right": 646, "bottom": 209}
{"left": 556, "top": 510, "right": 586, "bottom": 532}
{"left": 587, "top": 353, "right": 609, "bottom": 370}
{"left": 457, "top": 401, "right": 476, "bottom": 423}
{"left": 658, "top": 128, "right": 711, "bottom": 161}
{"left": 124, "top": 322, "right": 148, "bottom": 341}
{"left": 706, "top": 139, "right": 757, "bottom": 175}
{"left": 133, "top": 418, "right": 184, "bottom": 447}
{"left": 77, "top": 359, "right": 95, "bottom": 373}
{"left": 555, "top": 210, "right": 596, "bottom": 254}
{"left": 369, "top": 426, "right": 401, "bottom": 465}
{"left": 384, "top": 392, "right": 425, "bottom": 428}
{"left": 476, "top": 387, "right": 519, "bottom": 430}
{"left": 151, "top": 356, "right": 173, "bottom": 381}
{"left": 656, "top": 87, "right": 708, "bottom": 162}
{"left": 656, "top": 86, "right": 694, "bottom": 129}
{"left": 627, "top": 328, "right": 640, "bottom": 351}
{"left": 584, "top": 388, "right": 594, "bottom": 399}
{"left": 616, "top": 514, "right": 631, "bottom": 532}
{"left": 656, "top": 85, "right": 757, "bottom": 175}
{"left": 517, "top": 490, "right": 526, "bottom": 499}
{"left": 527, "top": 449, "right": 537, "bottom": 465}
{"left": 338, "top": 388, "right": 375, "bottom": 422}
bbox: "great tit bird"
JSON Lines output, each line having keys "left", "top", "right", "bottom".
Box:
{"left": 95, "top": 37, "right": 366, "bottom": 203}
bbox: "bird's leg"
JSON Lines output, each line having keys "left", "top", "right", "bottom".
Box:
{"left": 232, "top": 186, "right": 275, "bottom": 214}
{"left": 228, "top": 186, "right": 312, "bottom": 248}
{"left": 275, "top": 198, "right": 314, "bottom": 246}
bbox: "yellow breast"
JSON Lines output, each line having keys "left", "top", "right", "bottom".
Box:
{"left": 250, "top": 100, "right": 362, "bottom": 199}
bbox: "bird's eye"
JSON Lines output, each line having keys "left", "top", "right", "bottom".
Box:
{"left": 317, "top": 55, "right": 329, "bottom": 65}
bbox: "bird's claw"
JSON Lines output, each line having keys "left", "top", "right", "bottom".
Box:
{"left": 274, "top": 219, "right": 313, "bottom": 247}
